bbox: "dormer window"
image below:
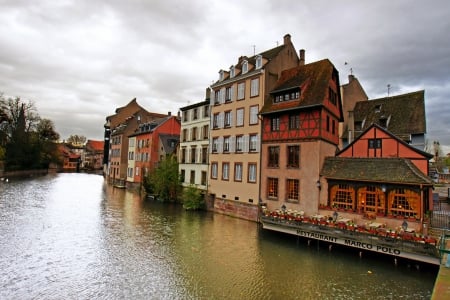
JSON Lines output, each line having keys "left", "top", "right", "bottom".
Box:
{"left": 230, "top": 66, "right": 235, "bottom": 78}
{"left": 379, "top": 116, "right": 388, "bottom": 128}
{"left": 256, "top": 55, "right": 262, "bottom": 69}
{"left": 219, "top": 70, "right": 224, "bottom": 81}
{"left": 375, "top": 104, "right": 382, "bottom": 113}
{"left": 242, "top": 60, "right": 248, "bottom": 74}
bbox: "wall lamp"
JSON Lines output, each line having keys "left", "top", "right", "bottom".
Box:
{"left": 316, "top": 180, "right": 321, "bottom": 190}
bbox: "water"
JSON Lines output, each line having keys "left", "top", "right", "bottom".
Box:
{"left": 0, "top": 173, "right": 438, "bottom": 299}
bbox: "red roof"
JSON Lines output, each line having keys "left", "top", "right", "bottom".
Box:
{"left": 86, "top": 140, "right": 104, "bottom": 151}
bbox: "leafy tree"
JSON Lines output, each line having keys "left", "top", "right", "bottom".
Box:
{"left": 36, "top": 119, "right": 61, "bottom": 167}
{"left": 144, "top": 155, "right": 181, "bottom": 202}
{"left": 182, "top": 185, "right": 205, "bottom": 210}
{"left": 0, "top": 93, "right": 60, "bottom": 170}
{"left": 67, "top": 134, "right": 86, "bottom": 145}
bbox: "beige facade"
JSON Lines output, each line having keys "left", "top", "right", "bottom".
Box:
{"left": 179, "top": 96, "right": 210, "bottom": 191}
{"left": 208, "top": 34, "right": 300, "bottom": 221}
{"left": 339, "top": 74, "right": 368, "bottom": 149}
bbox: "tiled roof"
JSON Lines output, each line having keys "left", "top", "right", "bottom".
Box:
{"left": 211, "top": 44, "right": 287, "bottom": 87}
{"left": 260, "top": 59, "right": 336, "bottom": 114}
{"left": 353, "top": 90, "right": 426, "bottom": 135}
{"left": 320, "top": 157, "right": 433, "bottom": 185}
{"left": 86, "top": 140, "right": 104, "bottom": 151}
{"left": 159, "top": 134, "right": 179, "bottom": 154}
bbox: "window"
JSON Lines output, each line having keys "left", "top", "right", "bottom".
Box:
{"left": 181, "top": 148, "right": 186, "bottom": 163}
{"left": 326, "top": 115, "right": 330, "bottom": 132}
{"left": 236, "top": 108, "right": 244, "bottom": 126}
{"left": 201, "top": 171, "right": 207, "bottom": 185}
{"left": 222, "top": 163, "right": 229, "bottom": 180}
{"left": 379, "top": 117, "right": 388, "bottom": 128}
{"left": 249, "top": 134, "right": 258, "bottom": 152}
{"left": 273, "top": 89, "right": 300, "bottom": 103}
{"left": 193, "top": 108, "right": 198, "bottom": 120}
{"left": 230, "top": 66, "right": 235, "bottom": 78}
{"left": 237, "top": 82, "right": 245, "bottom": 100}
{"left": 358, "top": 186, "right": 385, "bottom": 215}
{"left": 267, "top": 177, "right": 278, "bottom": 198}
{"left": 213, "top": 113, "right": 220, "bottom": 129}
{"left": 287, "top": 145, "right": 300, "bottom": 168}
{"left": 289, "top": 114, "right": 299, "bottom": 130}
{"left": 224, "top": 111, "right": 232, "bottom": 127}
{"left": 223, "top": 136, "right": 230, "bottom": 153}
{"left": 203, "top": 125, "right": 209, "bottom": 139}
{"left": 242, "top": 60, "right": 248, "bottom": 74}
{"left": 212, "top": 137, "right": 219, "bottom": 153}
{"left": 355, "top": 121, "right": 362, "bottom": 131}
{"left": 190, "top": 170, "right": 195, "bottom": 184}
{"left": 330, "top": 184, "right": 355, "bottom": 210}
{"left": 248, "top": 163, "right": 257, "bottom": 183}
{"left": 332, "top": 120, "right": 335, "bottom": 135}
{"left": 268, "top": 146, "right": 279, "bottom": 167}
{"left": 234, "top": 163, "right": 243, "bottom": 181}
{"left": 287, "top": 179, "right": 299, "bottom": 202}
{"left": 192, "top": 127, "right": 197, "bottom": 141}
{"left": 201, "top": 146, "right": 208, "bottom": 164}
{"left": 211, "top": 163, "right": 218, "bottom": 179}
{"left": 190, "top": 147, "right": 196, "bottom": 163}
{"left": 250, "top": 78, "right": 259, "bottom": 97}
{"left": 203, "top": 105, "right": 209, "bottom": 117}
{"left": 180, "top": 169, "right": 185, "bottom": 182}
{"left": 214, "top": 90, "right": 220, "bottom": 105}
{"left": 182, "top": 129, "right": 188, "bottom": 141}
{"left": 249, "top": 105, "right": 258, "bottom": 125}
{"left": 271, "top": 117, "right": 280, "bottom": 131}
{"left": 329, "top": 87, "right": 337, "bottom": 106}
{"left": 368, "top": 139, "right": 382, "bottom": 149}
{"left": 236, "top": 135, "right": 243, "bottom": 152}
{"left": 256, "top": 55, "right": 262, "bottom": 69}
{"left": 183, "top": 111, "right": 188, "bottom": 122}
{"left": 389, "top": 188, "right": 420, "bottom": 218}
{"left": 225, "top": 87, "right": 232, "bottom": 102}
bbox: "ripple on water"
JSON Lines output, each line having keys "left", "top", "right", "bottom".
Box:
{"left": 0, "top": 174, "right": 438, "bottom": 299}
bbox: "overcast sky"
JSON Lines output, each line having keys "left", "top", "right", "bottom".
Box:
{"left": 1, "top": 0, "right": 449, "bottom": 152}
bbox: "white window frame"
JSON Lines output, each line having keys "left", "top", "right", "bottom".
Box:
{"left": 237, "top": 82, "right": 245, "bottom": 100}
{"left": 251, "top": 78, "right": 259, "bottom": 97}
{"left": 236, "top": 108, "right": 244, "bottom": 126}
{"left": 248, "top": 164, "right": 257, "bottom": 183}
{"left": 222, "top": 163, "right": 229, "bottom": 180}
{"left": 234, "top": 163, "right": 242, "bottom": 181}
{"left": 242, "top": 60, "right": 248, "bottom": 74}
{"left": 256, "top": 55, "right": 262, "bottom": 69}
{"left": 249, "top": 105, "right": 259, "bottom": 125}
{"left": 211, "top": 163, "right": 218, "bottom": 179}
{"left": 236, "top": 135, "right": 243, "bottom": 152}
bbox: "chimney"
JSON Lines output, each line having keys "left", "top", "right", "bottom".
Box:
{"left": 205, "top": 87, "right": 211, "bottom": 100}
{"left": 348, "top": 74, "right": 355, "bottom": 83}
{"left": 299, "top": 49, "right": 305, "bottom": 66}
{"left": 283, "top": 34, "right": 291, "bottom": 45}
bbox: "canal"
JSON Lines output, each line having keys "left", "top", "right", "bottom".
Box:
{"left": 0, "top": 173, "right": 438, "bottom": 299}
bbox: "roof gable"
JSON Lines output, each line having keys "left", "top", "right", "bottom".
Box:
{"left": 353, "top": 90, "right": 426, "bottom": 136}
{"left": 260, "top": 59, "right": 341, "bottom": 115}
{"left": 320, "top": 157, "right": 433, "bottom": 185}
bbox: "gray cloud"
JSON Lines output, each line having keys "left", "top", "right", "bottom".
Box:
{"left": 0, "top": 0, "right": 449, "bottom": 147}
